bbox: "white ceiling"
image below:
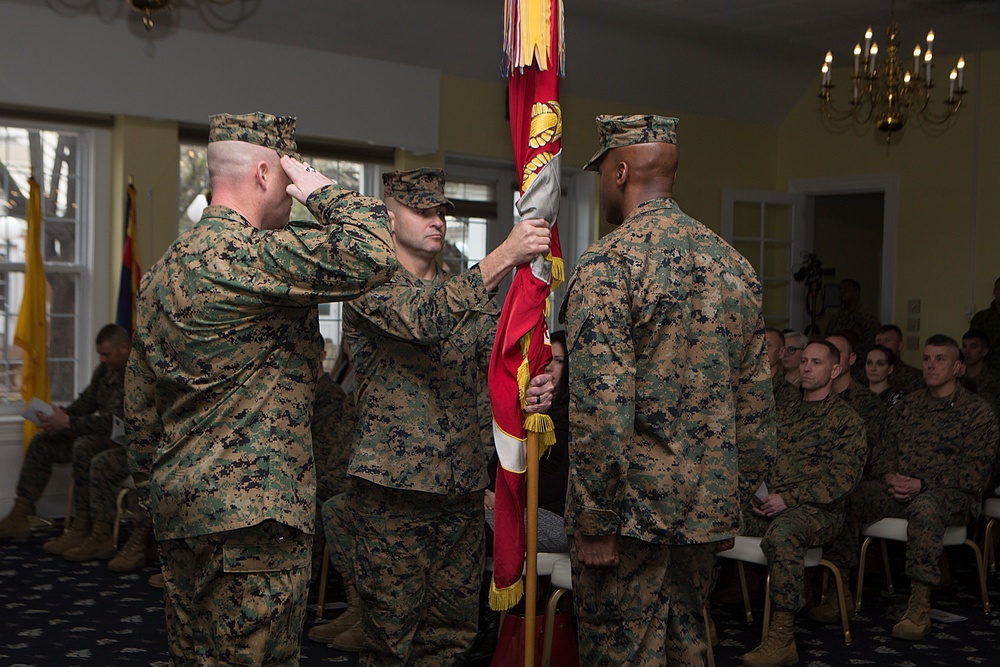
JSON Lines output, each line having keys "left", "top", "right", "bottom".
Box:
{"left": 14, "top": 0, "right": 1000, "bottom": 126}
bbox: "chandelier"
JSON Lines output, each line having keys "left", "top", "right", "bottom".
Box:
{"left": 126, "top": 0, "right": 235, "bottom": 30}
{"left": 818, "top": 0, "right": 967, "bottom": 144}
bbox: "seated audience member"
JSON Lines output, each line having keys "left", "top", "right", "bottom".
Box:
{"left": 0, "top": 324, "right": 129, "bottom": 546}
{"left": 865, "top": 344, "right": 907, "bottom": 408}
{"left": 971, "top": 277, "right": 1000, "bottom": 369}
{"left": 60, "top": 445, "right": 154, "bottom": 572}
{"left": 827, "top": 333, "right": 887, "bottom": 464}
{"left": 781, "top": 331, "right": 807, "bottom": 387}
{"left": 819, "top": 335, "right": 999, "bottom": 640}
{"left": 738, "top": 340, "right": 866, "bottom": 667}
{"left": 766, "top": 328, "right": 798, "bottom": 410}
{"left": 959, "top": 330, "right": 1000, "bottom": 413}
{"left": 875, "top": 324, "right": 924, "bottom": 394}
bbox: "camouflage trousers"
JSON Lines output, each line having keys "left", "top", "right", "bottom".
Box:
{"left": 824, "top": 480, "right": 977, "bottom": 585}
{"left": 89, "top": 446, "right": 151, "bottom": 532}
{"left": 321, "top": 491, "right": 354, "bottom": 585}
{"left": 350, "top": 478, "right": 484, "bottom": 667}
{"left": 17, "top": 429, "right": 117, "bottom": 513}
{"left": 158, "top": 520, "right": 312, "bottom": 667}
{"left": 742, "top": 504, "right": 842, "bottom": 612}
{"left": 570, "top": 537, "right": 716, "bottom": 667}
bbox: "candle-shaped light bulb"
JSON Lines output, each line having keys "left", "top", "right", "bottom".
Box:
{"left": 904, "top": 71, "right": 912, "bottom": 87}
{"left": 854, "top": 44, "right": 862, "bottom": 75}
{"left": 822, "top": 62, "right": 830, "bottom": 86}
{"left": 870, "top": 43, "right": 878, "bottom": 74}
{"left": 913, "top": 45, "right": 922, "bottom": 74}
{"left": 925, "top": 50, "right": 933, "bottom": 83}
{"left": 825, "top": 51, "right": 833, "bottom": 65}
{"left": 957, "top": 56, "right": 965, "bottom": 88}
{"left": 949, "top": 68, "right": 957, "bottom": 98}
{"left": 926, "top": 30, "right": 934, "bottom": 46}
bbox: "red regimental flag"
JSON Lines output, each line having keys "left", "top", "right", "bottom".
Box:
{"left": 488, "top": 0, "right": 565, "bottom": 611}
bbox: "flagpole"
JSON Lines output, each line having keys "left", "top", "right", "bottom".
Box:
{"left": 525, "top": 429, "right": 539, "bottom": 667}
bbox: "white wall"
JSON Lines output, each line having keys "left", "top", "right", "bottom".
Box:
{"left": 0, "top": 3, "right": 441, "bottom": 153}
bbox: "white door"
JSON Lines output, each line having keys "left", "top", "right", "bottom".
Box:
{"left": 722, "top": 190, "right": 806, "bottom": 330}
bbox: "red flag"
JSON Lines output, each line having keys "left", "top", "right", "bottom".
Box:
{"left": 488, "top": 0, "right": 565, "bottom": 611}
{"left": 115, "top": 182, "right": 141, "bottom": 334}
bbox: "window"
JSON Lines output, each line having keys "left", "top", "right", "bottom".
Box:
{"left": 0, "top": 121, "right": 92, "bottom": 407}
{"left": 177, "top": 143, "right": 385, "bottom": 369}
{"left": 441, "top": 180, "right": 494, "bottom": 276}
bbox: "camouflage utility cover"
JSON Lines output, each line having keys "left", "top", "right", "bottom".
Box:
{"left": 583, "top": 114, "right": 678, "bottom": 171}
{"left": 208, "top": 111, "right": 299, "bottom": 158}
{"left": 382, "top": 168, "right": 455, "bottom": 212}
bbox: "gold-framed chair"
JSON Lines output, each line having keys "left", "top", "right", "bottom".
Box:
{"left": 717, "top": 535, "right": 852, "bottom": 643}
{"left": 855, "top": 517, "right": 989, "bottom": 613}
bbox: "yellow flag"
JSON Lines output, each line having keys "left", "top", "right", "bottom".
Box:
{"left": 14, "top": 176, "right": 50, "bottom": 451}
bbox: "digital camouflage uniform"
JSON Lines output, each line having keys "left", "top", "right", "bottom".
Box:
{"left": 125, "top": 112, "right": 396, "bottom": 667}
{"left": 836, "top": 378, "right": 887, "bottom": 479}
{"left": 825, "top": 385, "right": 999, "bottom": 585}
{"left": 563, "top": 114, "right": 776, "bottom": 667}
{"left": 889, "top": 359, "right": 925, "bottom": 394}
{"left": 17, "top": 363, "right": 124, "bottom": 513}
{"left": 971, "top": 301, "right": 1000, "bottom": 369}
{"left": 959, "top": 367, "right": 1000, "bottom": 492}
{"left": 344, "top": 168, "right": 494, "bottom": 667}
{"left": 312, "top": 371, "right": 356, "bottom": 579}
{"left": 88, "top": 446, "right": 151, "bottom": 538}
{"left": 771, "top": 373, "right": 799, "bottom": 412}
{"left": 742, "top": 394, "right": 867, "bottom": 612}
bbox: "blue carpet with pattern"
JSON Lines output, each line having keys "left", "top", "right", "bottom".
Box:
{"left": 2, "top": 525, "right": 999, "bottom": 665}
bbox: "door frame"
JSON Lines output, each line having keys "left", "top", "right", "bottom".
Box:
{"left": 787, "top": 174, "right": 900, "bottom": 324}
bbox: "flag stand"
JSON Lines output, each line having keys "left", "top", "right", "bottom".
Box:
{"left": 524, "top": 429, "right": 539, "bottom": 667}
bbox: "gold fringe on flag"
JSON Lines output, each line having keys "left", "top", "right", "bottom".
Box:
{"left": 490, "top": 575, "right": 524, "bottom": 611}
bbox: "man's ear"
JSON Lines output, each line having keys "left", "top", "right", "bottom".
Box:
{"left": 253, "top": 160, "right": 269, "bottom": 189}
{"left": 387, "top": 208, "right": 396, "bottom": 235}
{"left": 615, "top": 161, "right": 628, "bottom": 187}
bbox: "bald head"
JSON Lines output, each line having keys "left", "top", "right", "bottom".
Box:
{"left": 599, "top": 142, "right": 678, "bottom": 225}
{"left": 208, "top": 141, "right": 281, "bottom": 185}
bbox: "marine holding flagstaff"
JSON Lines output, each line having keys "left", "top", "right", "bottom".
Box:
{"left": 561, "top": 114, "right": 776, "bottom": 666}
{"left": 341, "top": 167, "right": 555, "bottom": 666}
{"left": 125, "top": 111, "right": 397, "bottom": 666}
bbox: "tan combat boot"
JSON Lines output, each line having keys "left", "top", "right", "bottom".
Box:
{"left": 808, "top": 587, "right": 854, "bottom": 624}
{"left": 107, "top": 523, "right": 152, "bottom": 572}
{"left": 742, "top": 610, "right": 799, "bottom": 667}
{"left": 0, "top": 497, "right": 34, "bottom": 540}
{"left": 63, "top": 521, "right": 117, "bottom": 562}
{"left": 308, "top": 581, "right": 362, "bottom": 643}
{"left": 42, "top": 511, "right": 91, "bottom": 555}
{"left": 330, "top": 620, "right": 363, "bottom": 652}
{"left": 891, "top": 581, "right": 931, "bottom": 641}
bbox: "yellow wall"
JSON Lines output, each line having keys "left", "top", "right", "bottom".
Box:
{"left": 110, "top": 116, "right": 180, "bottom": 298}
{"left": 776, "top": 48, "right": 1000, "bottom": 353}
{"left": 438, "top": 74, "right": 781, "bottom": 239}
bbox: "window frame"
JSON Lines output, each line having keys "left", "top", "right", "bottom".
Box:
{"left": 0, "top": 116, "right": 111, "bottom": 416}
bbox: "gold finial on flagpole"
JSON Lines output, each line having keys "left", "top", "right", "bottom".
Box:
{"left": 128, "top": 174, "right": 135, "bottom": 187}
